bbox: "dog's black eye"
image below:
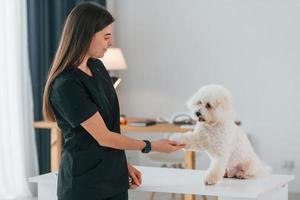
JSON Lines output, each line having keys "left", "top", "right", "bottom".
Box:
{"left": 196, "top": 100, "right": 202, "bottom": 105}
{"left": 206, "top": 103, "right": 212, "bottom": 109}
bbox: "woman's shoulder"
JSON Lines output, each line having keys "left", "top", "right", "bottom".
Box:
{"left": 88, "top": 57, "right": 104, "bottom": 66}
{"left": 88, "top": 57, "right": 106, "bottom": 71}
{"left": 51, "top": 70, "right": 82, "bottom": 93}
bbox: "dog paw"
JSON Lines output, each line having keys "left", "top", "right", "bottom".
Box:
{"left": 236, "top": 170, "right": 248, "bottom": 179}
{"left": 169, "top": 134, "right": 183, "bottom": 144}
{"left": 204, "top": 173, "right": 220, "bottom": 185}
{"left": 225, "top": 168, "right": 237, "bottom": 178}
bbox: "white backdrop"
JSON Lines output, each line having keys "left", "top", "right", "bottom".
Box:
{"left": 0, "top": 0, "right": 39, "bottom": 198}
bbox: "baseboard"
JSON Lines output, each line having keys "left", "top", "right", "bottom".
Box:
{"left": 289, "top": 192, "right": 300, "bottom": 200}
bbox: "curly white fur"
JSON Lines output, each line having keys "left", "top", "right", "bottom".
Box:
{"left": 171, "top": 85, "right": 267, "bottom": 185}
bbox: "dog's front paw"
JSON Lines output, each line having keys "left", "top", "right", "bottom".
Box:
{"left": 204, "top": 173, "right": 221, "bottom": 185}
{"left": 169, "top": 133, "right": 184, "bottom": 144}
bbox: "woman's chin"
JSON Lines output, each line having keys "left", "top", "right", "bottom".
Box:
{"left": 96, "top": 53, "right": 105, "bottom": 58}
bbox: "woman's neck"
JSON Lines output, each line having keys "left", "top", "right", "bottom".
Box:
{"left": 78, "top": 56, "right": 93, "bottom": 76}
{"left": 78, "top": 56, "right": 89, "bottom": 68}
{"left": 78, "top": 56, "right": 90, "bottom": 73}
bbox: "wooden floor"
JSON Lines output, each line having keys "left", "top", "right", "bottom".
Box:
{"left": 5, "top": 192, "right": 299, "bottom": 200}
{"left": 129, "top": 191, "right": 215, "bottom": 200}
{"left": 3, "top": 193, "right": 212, "bottom": 200}
{"left": 131, "top": 192, "right": 300, "bottom": 200}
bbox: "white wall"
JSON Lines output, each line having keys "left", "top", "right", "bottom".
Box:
{"left": 109, "top": 0, "right": 300, "bottom": 192}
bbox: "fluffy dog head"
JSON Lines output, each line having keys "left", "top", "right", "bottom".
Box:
{"left": 186, "top": 85, "right": 236, "bottom": 124}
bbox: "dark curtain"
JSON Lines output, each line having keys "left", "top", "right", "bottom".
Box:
{"left": 27, "top": 0, "right": 106, "bottom": 174}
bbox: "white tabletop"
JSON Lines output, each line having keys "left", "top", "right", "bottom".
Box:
{"left": 134, "top": 166, "right": 294, "bottom": 198}
{"left": 29, "top": 166, "right": 294, "bottom": 199}
{"left": 29, "top": 171, "right": 58, "bottom": 183}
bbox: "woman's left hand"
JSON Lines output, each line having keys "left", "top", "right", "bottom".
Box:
{"left": 128, "top": 164, "right": 142, "bottom": 188}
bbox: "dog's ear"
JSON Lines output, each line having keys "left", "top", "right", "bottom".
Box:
{"left": 186, "top": 92, "right": 197, "bottom": 111}
{"left": 218, "top": 91, "right": 236, "bottom": 120}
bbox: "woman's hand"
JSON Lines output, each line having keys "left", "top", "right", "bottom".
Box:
{"left": 128, "top": 164, "right": 142, "bottom": 188}
{"left": 152, "top": 139, "right": 186, "bottom": 153}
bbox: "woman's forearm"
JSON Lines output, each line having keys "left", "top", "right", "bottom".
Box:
{"left": 81, "top": 112, "right": 179, "bottom": 152}
{"left": 81, "top": 112, "right": 147, "bottom": 151}
{"left": 100, "top": 131, "right": 147, "bottom": 151}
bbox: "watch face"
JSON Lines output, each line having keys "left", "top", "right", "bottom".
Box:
{"left": 142, "top": 140, "right": 151, "bottom": 153}
{"left": 142, "top": 147, "right": 150, "bottom": 153}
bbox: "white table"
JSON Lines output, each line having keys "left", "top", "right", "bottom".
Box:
{"left": 29, "top": 166, "right": 294, "bottom": 200}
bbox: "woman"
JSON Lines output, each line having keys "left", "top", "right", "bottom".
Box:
{"left": 42, "top": 2, "right": 185, "bottom": 200}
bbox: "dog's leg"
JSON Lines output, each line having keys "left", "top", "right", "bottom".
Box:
{"left": 224, "top": 168, "right": 237, "bottom": 178}
{"left": 181, "top": 131, "right": 204, "bottom": 150}
{"left": 235, "top": 160, "right": 257, "bottom": 179}
{"left": 205, "top": 157, "right": 227, "bottom": 185}
{"left": 170, "top": 131, "right": 206, "bottom": 150}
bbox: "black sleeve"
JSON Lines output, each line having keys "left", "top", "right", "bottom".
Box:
{"left": 50, "top": 78, "right": 98, "bottom": 128}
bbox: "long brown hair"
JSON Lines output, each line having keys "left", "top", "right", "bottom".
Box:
{"left": 43, "top": 2, "right": 114, "bottom": 121}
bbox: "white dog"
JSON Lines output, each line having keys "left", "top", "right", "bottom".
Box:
{"left": 171, "top": 85, "right": 267, "bottom": 185}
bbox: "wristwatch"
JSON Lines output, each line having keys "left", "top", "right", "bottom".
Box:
{"left": 141, "top": 140, "right": 151, "bottom": 153}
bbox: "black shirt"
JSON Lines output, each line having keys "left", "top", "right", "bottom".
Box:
{"left": 50, "top": 58, "right": 129, "bottom": 200}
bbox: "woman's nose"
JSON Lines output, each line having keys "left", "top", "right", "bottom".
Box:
{"left": 108, "top": 39, "right": 113, "bottom": 47}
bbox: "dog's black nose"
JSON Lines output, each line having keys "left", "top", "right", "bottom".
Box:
{"left": 195, "top": 111, "right": 201, "bottom": 117}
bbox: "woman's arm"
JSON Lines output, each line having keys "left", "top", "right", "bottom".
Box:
{"left": 81, "top": 112, "right": 185, "bottom": 153}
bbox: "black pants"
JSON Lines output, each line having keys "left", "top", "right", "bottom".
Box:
{"left": 104, "top": 190, "right": 128, "bottom": 200}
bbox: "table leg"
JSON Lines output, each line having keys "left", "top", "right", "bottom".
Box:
{"left": 184, "top": 151, "right": 196, "bottom": 200}
{"left": 50, "top": 127, "right": 61, "bottom": 172}
{"left": 184, "top": 151, "right": 195, "bottom": 169}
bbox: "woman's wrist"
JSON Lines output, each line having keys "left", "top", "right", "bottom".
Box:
{"left": 151, "top": 141, "right": 157, "bottom": 151}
